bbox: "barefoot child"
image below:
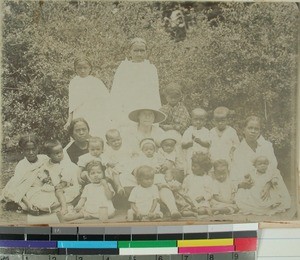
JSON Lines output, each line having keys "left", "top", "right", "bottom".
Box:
{"left": 183, "top": 152, "right": 213, "bottom": 215}
{"left": 64, "top": 161, "right": 115, "bottom": 221}
{"left": 1, "top": 134, "right": 49, "bottom": 215}
{"left": 102, "top": 129, "right": 135, "bottom": 195}
{"left": 40, "top": 140, "right": 80, "bottom": 215}
{"left": 127, "top": 165, "right": 163, "bottom": 221}
{"left": 164, "top": 169, "right": 197, "bottom": 217}
{"left": 235, "top": 156, "right": 291, "bottom": 215}
{"left": 77, "top": 137, "right": 104, "bottom": 185}
{"left": 211, "top": 160, "right": 238, "bottom": 214}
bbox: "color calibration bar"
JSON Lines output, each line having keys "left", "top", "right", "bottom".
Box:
{"left": 0, "top": 223, "right": 257, "bottom": 259}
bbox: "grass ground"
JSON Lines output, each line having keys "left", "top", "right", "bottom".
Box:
{"left": 0, "top": 149, "right": 298, "bottom": 225}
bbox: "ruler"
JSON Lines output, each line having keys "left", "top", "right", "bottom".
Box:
{"left": 0, "top": 223, "right": 258, "bottom": 259}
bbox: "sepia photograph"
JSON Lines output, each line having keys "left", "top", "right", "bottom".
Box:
{"left": 0, "top": 0, "right": 299, "bottom": 225}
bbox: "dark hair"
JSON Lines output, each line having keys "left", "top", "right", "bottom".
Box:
{"left": 213, "top": 159, "right": 229, "bottom": 170}
{"left": 136, "top": 165, "right": 155, "bottom": 183}
{"left": 18, "top": 134, "right": 38, "bottom": 149}
{"left": 163, "top": 82, "right": 182, "bottom": 97}
{"left": 191, "top": 152, "right": 212, "bottom": 172}
{"left": 44, "top": 139, "right": 62, "bottom": 156}
{"left": 213, "top": 159, "right": 229, "bottom": 174}
{"left": 74, "top": 56, "right": 92, "bottom": 72}
{"left": 86, "top": 160, "right": 106, "bottom": 174}
{"left": 68, "top": 118, "right": 90, "bottom": 138}
{"left": 244, "top": 116, "right": 262, "bottom": 128}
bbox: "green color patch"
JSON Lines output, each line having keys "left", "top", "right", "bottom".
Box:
{"left": 118, "top": 240, "right": 177, "bottom": 248}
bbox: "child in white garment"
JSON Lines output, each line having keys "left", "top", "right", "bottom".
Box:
{"left": 77, "top": 137, "right": 104, "bottom": 185}
{"left": 209, "top": 106, "right": 240, "bottom": 164}
{"left": 64, "top": 160, "right": 115, "bottom": 221}
{"left": 182, "top": 108, "right": 210, "bottom": 175}
{"left": 127, "top": 165, "right": 163, "bottom": 221}
{"left": 64, "top": 56, "right": 109, "bottom": 136}
{"left": 134, "top": 138, "right": 164, "bottom": 174}
{"left": 158, "top": 130, "right": 184, "bottom": 175}
{"left": 183, "top": 152, "right": 213, "bottom": 215}
{"left": 164, "top": 169, "right": 197, "bottom": 217}
{"left": 39, "top": 140, "right": 80, "bottom": 215}
{"left": 211, "top": 160, "right": 238, "bottom": 214}
{"left": 102, "top": 129, "right": 135, "bottom": 195}
{"left": 235, "top": 156, "right": 291, "bottom": 215}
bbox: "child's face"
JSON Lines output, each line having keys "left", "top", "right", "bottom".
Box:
{"left": 107, "top": 134, "right": 122, "bottom": 150}
{"left": 164, "top": 170, "right": 174, "bottom": 182}
{"left": 142, "top": 143, "right": 156, "bottom": 158}
{"left": 166, "top": 94, "right": 181, "bottom": 107}
{"left": 139, "top": 174, "right": 154, "bottom": 188}
{"left": 75, "top": 61, "right": 91, "bottom": 78}
{"left": 23, "top": 142, "right": 38, "bottom": 163}
{"left": 161, "top": 139, "right": 176, "bottom": 154}
{"left": 130, "top": 42, "right": 146, "bottom": 63}
{"left": 214, "top": 114, "right": 228, "bottom": 131}
{"left": 255, "top": 158, "right": 269, "bottom": 174}
{"left": 49, "top": 145, "right": 64, "bottom": 164}
{"left": 191, "top": 113, "right": 206, "bottom": 129}
{"left": 191, "top": 161, "right": 205, "bottom": 176}
{"left": 88, "top": 166, "right": 104, "bottom": 183}
{"left": 214, "top": 167, "right": 228, "bottom": 183}
{"left": 89, "top": 142, "right": 103, "bottom": 157}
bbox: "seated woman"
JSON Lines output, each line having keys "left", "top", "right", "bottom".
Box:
{"left": 64, "top": 118, "right": 91, "bottom": 164}
{"left": 120, "top": 107, "right": 181, "bottom": 219}
{"left": 1, "top": 134, "right": 51, "bottom": 215}
{"left": 231, "top": 116, "right": 291, "bottom": 215}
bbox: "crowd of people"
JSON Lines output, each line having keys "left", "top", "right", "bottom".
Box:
{"left": 1, "top": 37, "right": 291, "bottom": 222}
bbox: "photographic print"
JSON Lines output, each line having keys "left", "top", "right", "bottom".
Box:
{"left": 1, "top": 0, "right": 298, "bottom": 225}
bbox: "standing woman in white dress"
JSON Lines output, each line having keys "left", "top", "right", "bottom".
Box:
{"left": 110, "top": 38, "right": 161, "bottom": 128}
{"left": 64, "top": 56, "right": 110, "bottom": 137}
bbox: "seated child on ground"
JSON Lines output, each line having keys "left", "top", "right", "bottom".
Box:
{"left": 182, "top": 108, "right": 210, "bottom": 175}
{"left": 159, "top": 83, "right": 190, "bottom": 135}
{"left": 211, "top": 160, "right": 238, "bottom": 215}
{"left": 134, "top": 138, "right": 164, "bottom": 174}
{"left": 77, "top": 137, "right": 104, "bottom": 185}
{"left": 64, "top": 160, "right": 115, "bottom": 221}
{"left": 235, "top": 156, "right": 291, "bottom": 215}
{"left": 127, "top": 165, "right": 163, "bottom": 221}
{"left": 183, "top": 152, "right": 213, "bottom": 215}
{"left": 102, "top": 129, "right": 135, "bottom": 195}
{"left": 40, "top": 140, "right": 80, "bottom": 215}
{"left": 164, "top": 169, "right": 197, "bottom": 217}
{"left": 209, "top": 106, "right": 240, "bottom": 163}
{"left": 158, "top": 130, "right": 184, "bottom": 176}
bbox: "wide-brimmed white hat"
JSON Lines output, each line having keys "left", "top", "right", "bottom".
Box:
{"left": 128, "top": 108, "right": 166, "bottom": 124}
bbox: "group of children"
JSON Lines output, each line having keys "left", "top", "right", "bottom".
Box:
{"left": 1, "top": 37, "right": 290, "bottom": 222}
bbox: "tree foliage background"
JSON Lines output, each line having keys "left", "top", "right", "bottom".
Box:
{"left": 2, "top": 1, "right": 298, "bottom": 178}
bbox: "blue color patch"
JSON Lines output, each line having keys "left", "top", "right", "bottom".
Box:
{"left": 57, "top": 241, "right": 117, "bottom": 249}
